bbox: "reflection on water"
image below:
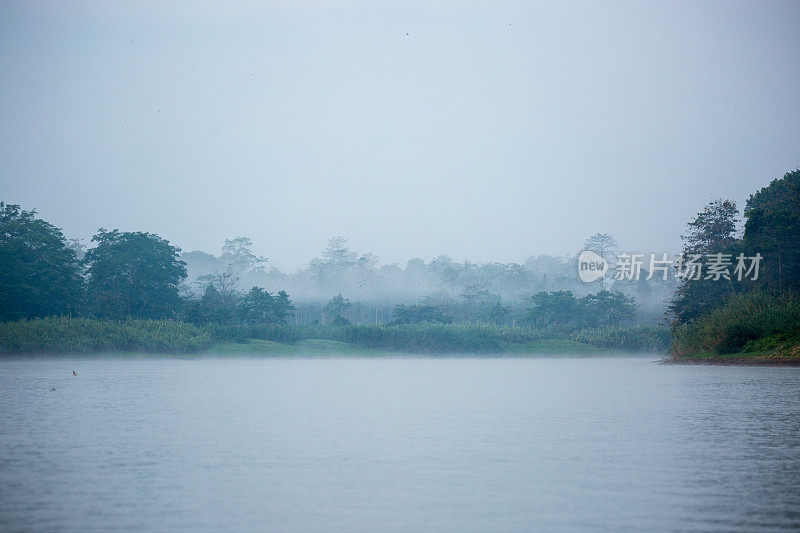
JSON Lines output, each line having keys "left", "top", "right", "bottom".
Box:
{"left": 1, "top": 356, "right": 799, "bottom": 531}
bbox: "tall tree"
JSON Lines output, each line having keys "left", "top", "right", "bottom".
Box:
{"left": 323, "top": 293, "right": 352, "bottom": 325}
{"left": 239, "top": 287, "right": 275, "bottom": 323}
{"left": 577, "top": 290, "right": 636, "bottom": 328}
{"left": 583, "top": 233, "right": 618, "bottom": 290}
{"left": 84, "top": 229, "right": 187, "bottom": 319}
{"left": 272, "top": 290, "right": 295, "bottom": 324}
{"left": 742, "top": 169, "right": 800, "bottom": 293}
{"left": 669, "top": 199, "right": 740, "bottom": 325}
{"left": 221, "top": 236, "right": 266, "bottom": 273}
{"left": 0, "top": 203, "right": 84, "bottom": 320}
{"left": 527, "top": 291, "right": 578, "bottom": 329}
{"left": 185, "top": 284, "right": 238, "bottom": 324}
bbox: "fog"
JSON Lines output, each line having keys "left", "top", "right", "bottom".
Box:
{"left": 1, "top": 1, "right": 798, "bottom": 271}
{"left": 174, "top": 235, "right": 677, "bottom": 325}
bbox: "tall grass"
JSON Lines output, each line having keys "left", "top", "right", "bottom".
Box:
{"left": 569, "top": 325, "right": 671, "bottom": 353}
{"left": 671, "top": 291, "right": 800, "bottom": 358}
{"left": 0, "top": 317, "right": 212, "bottom": 355}
{"left": 205, "top": 322, "right": 669, "bottom": 353}
{"left": 0, "top": 318, "right": 672, "bottom": 355}
{"left": 206, "top": 322, "right": 541, "bottom": 352}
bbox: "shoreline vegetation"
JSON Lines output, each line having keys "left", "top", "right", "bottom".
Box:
{"left": 0, "top": 317, "right": 670, "bottom": 357}
{"left": 669, "top": 291, "right": 800, "bottom": 365}
{"left": 2, "top": 170, "right": 799, "bottom": 364}
{"left": 664, "top": 169, "right": 800, "bottom": 365}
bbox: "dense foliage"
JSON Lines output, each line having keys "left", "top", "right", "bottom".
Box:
{"left": 2, "top": 168, "right": 798, "bottom": 358}
{"left": 527, "top": 290, "right": 635, "bottom": 330}
{"left": 84, "top": 229, "right": 187, "bottom": 319}
{"left": 670, "top": 169, "right": 800, "bottom": 360}
{"left": 0, "top": 203, "right": 83, "bottom": 320}
{"left": 669, "top": 199, "right": 741, "bottom": 324}
{"left": 742, "top": 169, "right": 800, "bottom": 293}
{"left": 181, "top": 235, "right": 675, "bottom": 326}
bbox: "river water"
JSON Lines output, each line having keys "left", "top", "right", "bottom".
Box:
{"left": 1, "top": 356, "right": 798, "bottom": 531}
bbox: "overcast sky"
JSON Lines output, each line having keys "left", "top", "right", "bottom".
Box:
{"left": 1, "top": 1, "right": 798, "bottom": 270}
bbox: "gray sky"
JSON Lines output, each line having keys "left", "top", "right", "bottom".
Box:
{"left": 1, "top": 1, "right": 798, "bottom": 270}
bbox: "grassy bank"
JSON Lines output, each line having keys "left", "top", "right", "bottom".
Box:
{"left": 205, "top": 322, "right": 670, "bottom": 354}
{"left": 670, "top": 292, "right": 800, "bottom": 364}
{"left": 209, "top": 337, "right": 612, "bottom": 356}
{"left": 0, "top": 318, "right": 670, "bottom": 356}
{"left": 0, "top": 317, "right": 213, "bottom": 355}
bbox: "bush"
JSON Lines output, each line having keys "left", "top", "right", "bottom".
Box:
{"left": 671, "top": 291, "right": 800, "bottom": 358}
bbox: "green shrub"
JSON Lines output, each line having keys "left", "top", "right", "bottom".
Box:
{"left": 671, "top": 291, "right": 800, "bottom": 358}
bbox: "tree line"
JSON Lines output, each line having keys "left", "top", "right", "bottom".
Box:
{"left": 0, "top": 208, "right": 297, "bottom": 325}
{"left": 0, "top": 202, "right": 643, "bottom": 330}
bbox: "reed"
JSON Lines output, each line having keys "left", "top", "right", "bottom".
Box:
{"left": 0, "top": 317, "right": 212, "bottom": 354}
{"left": 0, "top": 318, "right": 674, "bottom": 355}
{"left": 569, "top": 325, "right": 671, "bottom": 352}
{"left": 205, "top": 322, "right": 667, "bottom": 353}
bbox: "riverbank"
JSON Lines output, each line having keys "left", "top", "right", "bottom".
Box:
{"left": 669, "top": 292, "right": 800, "bottom": 365}
{"left": 206, "top": 338, "right": 615, "bottom": 357}
{"left": 0, "top": 318, "right": 669, "bottom": 356}
{"left": 666, "top": 336, "right": 800, "bottom": 366}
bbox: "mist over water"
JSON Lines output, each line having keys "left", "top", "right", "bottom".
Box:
{"left": 2, "top": 356, "right": 799, "bottom": 531}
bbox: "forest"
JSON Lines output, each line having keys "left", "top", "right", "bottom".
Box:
{"left": 1, "top": 169, "right": 798, "bottom": 359}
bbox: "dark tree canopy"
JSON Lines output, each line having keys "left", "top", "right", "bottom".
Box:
{"left": 324, "top": 293, "right": 352, "bottom": 325}
{"left": 743, "top": 169, "right": 800, "bottom": 293}
{"left": 527, "top": 290, "right": 634, "bottom": 330}
{"left": 682, "top": 199, "right": 740, "bottom": 256}
{"left": 527, "top": 291, "right": 578, "bottom": 329}
{"left": 239, "top": 287, "right": 275, "bottom": 323}
{"left": 238, "top": 287, "right": 295, "bottom": 324}
{"left": 84, "top": 229, "right": 187, "bottom": 319}
{"left": 670, "top": 199, "right": 741, "bottom": 325}
{"left": 185, "top": 284, "right": 238, "bottom": 324}
{"left": 578, "top": 290, "right": 635, "bottom": 328}
{"left": 0, "top": 202, "right": 84, "bottom": 320}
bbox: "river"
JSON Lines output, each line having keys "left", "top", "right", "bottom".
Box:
{"left": 1, "top": 355, "right": 798, "bottom": 531}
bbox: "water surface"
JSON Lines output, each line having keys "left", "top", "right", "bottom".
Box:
{"left": 1, "top": 356, "right": 799, "bottom": 531}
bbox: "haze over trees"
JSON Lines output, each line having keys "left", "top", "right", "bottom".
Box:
{"left": 2, "top": 168, "right": 799, "bottom": 359}
{"left": 6, "top": 169, "right": 798, "bottom": 336}
{"left": 0, "top": 200, "right": 669, "bottom": 331}
{"left": 178, "top": 235, "right": 673, "bottom": 327}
